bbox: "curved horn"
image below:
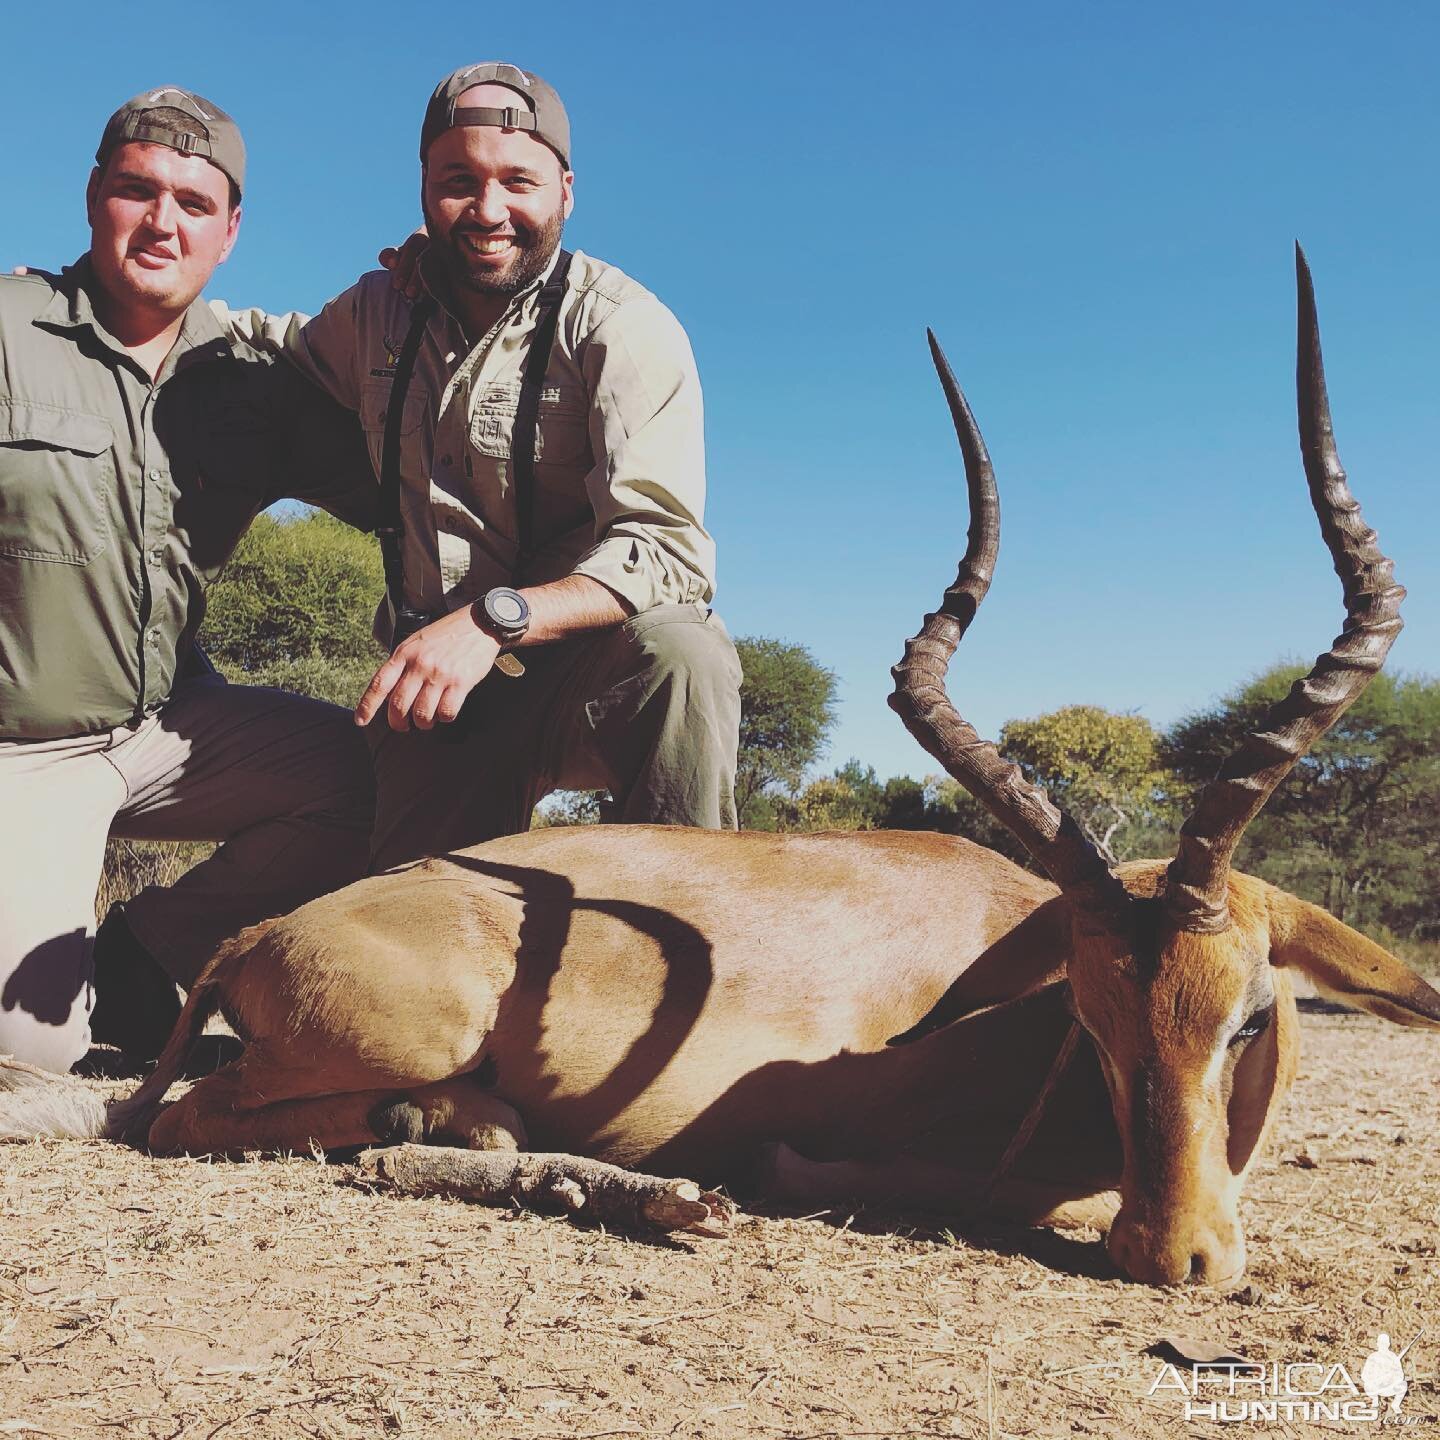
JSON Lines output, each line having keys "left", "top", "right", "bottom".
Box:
{"left": 1166, "top": 246, "right": 1406, "bottom": 932}
{"left": 889, "top": 332, "right": 1128, "bottom": 923}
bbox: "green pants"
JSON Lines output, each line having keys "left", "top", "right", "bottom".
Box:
{"left": 367, "top": 605, "right": 742, "bottom": 871}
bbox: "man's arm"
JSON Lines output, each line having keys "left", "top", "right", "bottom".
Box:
{"left": 570, "top": 294, "right": 714, "bottom": 612}
{"left": 210, "top": 285, "right": 363, "bottom": 411}
{"left": 354, "top": 574, "right": 629, "bottom": 732}
{"left": 263, "top": 360, "right": 378, "bottom": 532}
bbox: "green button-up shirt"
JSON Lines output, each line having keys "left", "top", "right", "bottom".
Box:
{"left": 0, "top": 259, "right": 378, "bottom": 740}
{"left": 212, "top": 248, "right": 715, "bottom": 629}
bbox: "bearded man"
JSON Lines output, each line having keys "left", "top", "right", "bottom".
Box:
{"left": 219, "top": 63, "right": 741, "bottom": 869}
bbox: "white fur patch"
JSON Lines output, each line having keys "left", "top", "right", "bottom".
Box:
{"left": 0, "top": 1058, "right": 110, "bottom": 1141}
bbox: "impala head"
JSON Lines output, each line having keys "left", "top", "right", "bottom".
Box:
{"left": 892, "top": 248, "right": 1440, "bottom": 1287}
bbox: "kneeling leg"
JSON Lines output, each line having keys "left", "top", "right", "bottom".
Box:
{"left": 148, "top": 1064, "right": 525, "bottom": 1158}
{"left": 370, "top": 1078, "right": 526, "bottom": 1152}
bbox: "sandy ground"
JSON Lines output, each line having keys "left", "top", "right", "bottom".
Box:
{"left": 3, "top": 1004, "right": 1435, "bottom": 1439}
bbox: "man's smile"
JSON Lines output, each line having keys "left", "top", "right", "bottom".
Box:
{"left": 457, "top": 232, "right": 517, "bottom": 259}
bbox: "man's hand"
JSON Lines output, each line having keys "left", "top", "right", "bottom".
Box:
{"left": 378, "top": 228, "right": 430, "bottom": 300}
{"left": 356, "top": 606, "right": 498, "bottom": 731}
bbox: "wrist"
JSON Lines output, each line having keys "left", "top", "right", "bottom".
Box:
{"left": 470, "top": 586, "right": 531, "bottom": 649}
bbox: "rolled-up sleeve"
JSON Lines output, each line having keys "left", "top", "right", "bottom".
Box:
{"left": 572, "top": 296, "right": 715, "bottom": 612}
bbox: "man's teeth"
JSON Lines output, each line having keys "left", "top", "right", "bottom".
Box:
{"left": 464, "top": 236, "right": 514, "bottom": 255}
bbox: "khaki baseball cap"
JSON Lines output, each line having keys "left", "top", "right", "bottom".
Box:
{"left": 96, "top": 87, "right": 246, "bottom": 196}
{"left": 420, "top": 62, "right": 571, "bottom": 169}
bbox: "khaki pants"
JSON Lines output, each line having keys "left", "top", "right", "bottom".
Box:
{"left": 368, "top": 605, "right": 742, "bottom": 871}
{"left": 0, "top": 674, "right": 373, "bottom": 1072}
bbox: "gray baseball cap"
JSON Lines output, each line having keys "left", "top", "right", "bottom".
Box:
{"left": 420, "top": 62, "right": 571, "bottom": 169}
{"left": 96, "top": 86, "right": 246, "bottom": 196}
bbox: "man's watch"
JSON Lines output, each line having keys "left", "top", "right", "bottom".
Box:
{"left": 472, "top": 587, "right": 531, "bottom": 678}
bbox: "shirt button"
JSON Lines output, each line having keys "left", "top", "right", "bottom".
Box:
{"left": 147, "top": 469, "right": 162, "bottom": 482}
{"left": 149, "top": 547, "right": 165, "bottom": 567}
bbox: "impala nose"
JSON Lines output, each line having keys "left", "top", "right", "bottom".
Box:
{"left": 1107, "top": 1210, "right": 1246, "bottom": 1287}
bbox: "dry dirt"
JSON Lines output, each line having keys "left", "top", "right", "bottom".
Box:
{"left": 3, "top": 1005, "right": 1436, "bottom": 1439}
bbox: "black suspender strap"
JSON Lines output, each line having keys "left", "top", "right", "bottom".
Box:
{"left": 376, "top": 294, "right": 436, "bottom": 631}
{"left": 377, "top": 248, "right": 573, "bottom": 634}
{"left": 511, "top": 248, "right": 573, "bottom": 571}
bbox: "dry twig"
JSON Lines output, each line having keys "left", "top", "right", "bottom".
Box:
{"left": 348, "top": 1144, "right": 736, "bottom": 1238}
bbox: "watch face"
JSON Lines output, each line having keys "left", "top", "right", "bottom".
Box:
{"left": 483, "top": 588, "right": 530, "bottom": 634}
{"left": 489, "top": 591, "right": 526, "bottom": 626}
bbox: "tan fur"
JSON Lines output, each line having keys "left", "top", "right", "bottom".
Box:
{"left": 96, "top": 827, "right": 1437, "bottom": 1288}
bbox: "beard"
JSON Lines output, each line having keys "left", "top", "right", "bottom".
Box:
{"left": 440, "top": 203, "right": 567, "bottom": 300}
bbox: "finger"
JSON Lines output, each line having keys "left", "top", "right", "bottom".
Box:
{"left": 410, "top": 679, "right": 448, "bottom": 732}
{"left": 386, "top": 668, "right": 428, "bottom": 732}
{"left": 378, "top": 246, "right": 399, "bottom": 270}
{"left": 435, "top": 683, "right": 471, "bottom": 726}
{"left": 354, "top": 657, "right": 404, "bottom": 726}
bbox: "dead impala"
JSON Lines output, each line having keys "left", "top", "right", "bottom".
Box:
{"left": 5, "top": 247, "right": 1437, "bottom": 1286}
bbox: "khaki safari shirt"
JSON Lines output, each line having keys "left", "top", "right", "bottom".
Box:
{"left": 213, "top": 248, "right": 714, "bottom": 630}
{"left": 0, "top": 260, "right": 377, "bottom": 741}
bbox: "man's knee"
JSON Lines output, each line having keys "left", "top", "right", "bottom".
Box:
{"left": 0, "top": 925, "right": 94, "bottom": 1072}
{"left": 622, "top": 609, "right": 743, "bottom": 716}
{"left": 587, "top": 609, "right": 741, "bottom": 828}
{"left": 0, "top": 1000, "right": 91, "bottom": 1074}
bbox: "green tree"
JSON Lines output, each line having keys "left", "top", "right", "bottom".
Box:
{"left": 999, "top": 705, "right": 1171, "bottom": 864}
{"left": 733, "top": 636, "right": 838, "bottom": 828}
{"left": 200, "top": 510, "right": 386, "bottom": 707}
{"left": 1164, "top": 666, "right": 1440, "bottom": 939}
{"left": 775, "top": 761, "right": 1034, "bottom": 869}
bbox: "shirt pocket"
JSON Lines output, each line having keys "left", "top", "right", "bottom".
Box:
{"left": 360, "top": 378, "right": 428, "bottom": 475}
{"left": 469, "top": 383, "right": 591, "bottom": 467}
{"left": 0, "top": 403, "right": 113, "bottom": 565}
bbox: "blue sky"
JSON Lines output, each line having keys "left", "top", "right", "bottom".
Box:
{"left": 4, "top": 2, "right": 1436, "bottom": 779}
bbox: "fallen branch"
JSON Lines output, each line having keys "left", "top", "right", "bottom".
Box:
{"left": 348, "top": 1144, "right": 736, "bottom": 1238}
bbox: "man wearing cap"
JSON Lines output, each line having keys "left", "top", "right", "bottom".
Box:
{"left": 0, "top": 88, "right": 379, "bottom": 1072}
{"left": 219, "top": 63, "right": 741, "bottom": 868}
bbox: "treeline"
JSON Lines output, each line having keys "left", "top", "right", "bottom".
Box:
{"left": 179, "top": 513, "right": 1437, "bottom": 952}
{"left": 738, "top": 642, "right": 1440, "bottom": 951}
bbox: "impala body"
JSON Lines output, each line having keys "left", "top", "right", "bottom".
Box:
{"left": 4, "top": 250, "right": 1437, "bottom": 1287}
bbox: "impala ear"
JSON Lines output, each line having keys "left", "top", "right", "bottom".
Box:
{"left": 888, "top": 898, "right": 1072, "bottom": 1045}
{"left": 1267, "top": 890, "right": 1440, "bottom": 1029}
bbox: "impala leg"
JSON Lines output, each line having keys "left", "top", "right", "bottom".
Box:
{"left": 147, "top": 1066, "right": 388, "bottom": 1156}
{"left": 370, "top": 1079, "right": 526, "bottom": 1152}
{"left": 758, "top": 1142, "right": 981, "bottom": 1210}
{"left": 757, "top": 1143, "right": 1118, "bottom": 1233}
{"left": 146, "top": 1062, "right": 524, "bottom": 1159}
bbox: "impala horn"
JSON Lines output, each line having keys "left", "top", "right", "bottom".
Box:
{"left": 1165, "top": 246, "right": 1406, "bottom": 933}
{"left": 889, "top": 333, "right": 1129, "bottom": 935}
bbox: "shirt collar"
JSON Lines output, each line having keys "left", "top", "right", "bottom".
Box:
{"left": 418, "top": 241, "right": 564, "bottom": 334}
{"left": 32, "top": 254, "right": 235, "bottom": 375}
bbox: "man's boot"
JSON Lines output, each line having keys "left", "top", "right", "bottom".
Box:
{"left": 88, "top": 907, "right": 182, "bottom": 1062}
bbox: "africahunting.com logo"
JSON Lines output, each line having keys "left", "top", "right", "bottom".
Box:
{"left": 1148, "top": 1332, "right": 1420, "bottom": 1424}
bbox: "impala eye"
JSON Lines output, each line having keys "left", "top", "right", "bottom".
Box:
{"left": 1230, "top": 1005, "right": 1274, "bottom": 1046}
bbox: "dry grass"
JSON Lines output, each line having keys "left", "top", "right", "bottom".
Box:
{"left": 3, "top": 1010, "right": 1436, "bottom": 1438}
{"left": 96, "top": 840, "right": 214, "bottom": 922}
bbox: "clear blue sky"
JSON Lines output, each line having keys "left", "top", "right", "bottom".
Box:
{"left": 4, "top": 2, "right": 1436, "bottom": 779}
